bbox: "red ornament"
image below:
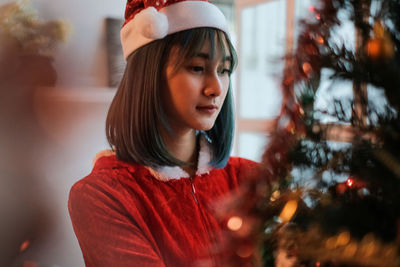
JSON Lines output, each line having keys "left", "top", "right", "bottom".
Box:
{"left": 20, "top": 240, "right": 30, "bottom": 252}
{"left": 346, "top": 178, "right": 354, "bottom": 187}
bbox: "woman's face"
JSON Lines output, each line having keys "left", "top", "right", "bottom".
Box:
{"left": 162, "top": 36, "right": 232, "bottom": 134}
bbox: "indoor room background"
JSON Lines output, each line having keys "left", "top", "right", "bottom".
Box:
{"left": 0, "top": 0, "right": 319, "bottom": 266}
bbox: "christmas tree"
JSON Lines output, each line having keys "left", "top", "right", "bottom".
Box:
{"left": 220, "top": 0, "right": 400, "bottom": 266}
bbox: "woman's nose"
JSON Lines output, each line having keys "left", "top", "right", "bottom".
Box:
{"left": 203, "top": 73, "right": 222, "bottom": 97}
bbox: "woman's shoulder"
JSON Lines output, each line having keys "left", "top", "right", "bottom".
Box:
{"left": 68, "top": 152, "right": 152, "bottom": 217}
{"left": 217, "top": 157, "right": 261, "bottom": 184}
{"left": 69, "top": 151, "right": 148, "bottom": 198}
{"left": 221, "top": 156, "right": 261, "bottom": 182}
{"left": 226, "top": 156, "right": 259, "bottom": 170}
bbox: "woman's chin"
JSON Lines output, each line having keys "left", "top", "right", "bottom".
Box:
{"left": 195, "top": 124, "right": 214, "bottom": 132}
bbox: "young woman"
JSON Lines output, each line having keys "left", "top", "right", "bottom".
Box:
{"left": 68, "top": 0, "right": 259, "bottom": 266}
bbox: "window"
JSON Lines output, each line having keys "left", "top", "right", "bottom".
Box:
{"left": 233, "top": 0, "right": 372, "bottom": 161}
{"left": 234, "top": 0, "right": 295, "bottom": 161}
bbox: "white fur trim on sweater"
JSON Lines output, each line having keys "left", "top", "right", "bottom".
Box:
{"left": 93, "top": 135, "right": 214, "bottom": 181}
{"left": 146, "top": 134, "right": 213, "bottom": 181}
{"left": 121, "top": 1, "right": 229, "bottom": 59}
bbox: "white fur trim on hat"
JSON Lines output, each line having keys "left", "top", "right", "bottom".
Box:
{"left": 134, "top": 7, "right": 169, "bottom": 39}
{"left": 121, "top": 1, "right": 229, "bottom": 59}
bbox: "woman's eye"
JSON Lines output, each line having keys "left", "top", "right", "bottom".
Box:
{"left": 219, "top": 68, "right": 231, "bottom": 75}
{"left": 189, "top": 66, "right": 204, "bottom": 73}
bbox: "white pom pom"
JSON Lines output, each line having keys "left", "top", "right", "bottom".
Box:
{"left": 134, "top": 7, "right": 168, "bottom": 39}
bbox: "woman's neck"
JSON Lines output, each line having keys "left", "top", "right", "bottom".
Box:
{"left": 162, "top": 129, "right": 198, "bottom": 176}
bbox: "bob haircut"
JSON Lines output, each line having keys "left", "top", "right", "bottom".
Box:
{"left": 106, "top": 27, "right": 237, "bottom": 169}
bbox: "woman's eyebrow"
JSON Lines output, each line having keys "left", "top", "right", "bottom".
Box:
{"left": 194, "top": 53, "right": 232, "bottom": 62}
{"left": 194, "top": 52, "right": 210, "bottom": 59}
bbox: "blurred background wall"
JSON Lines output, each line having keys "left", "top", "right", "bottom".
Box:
{"left": 0, "top": 0, "right": 234, "bottom": 266}
{"left": 0, "top": 0, "right": 124, "bottom": 266}
{"left": 25, "top": 0, "right": 125, "bottom": 88}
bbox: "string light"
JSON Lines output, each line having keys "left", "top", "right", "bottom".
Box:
{"left": 361, "top": 242, "right": 376, "bottom": 257}
{"left": 384, "top": 245, "right": 397, "bottom": 257}
{"left": 367, "top": 38, "right": 381, "bottom": 58}
{"left": 312, "top": 125, "right": 321, "bottom": 134}
{"left": 346, "top": 178, "right": 354, "bottom": 187}
{"left": 344, "top": 242, "right": 358, "bottom": 257}
{"left": 336, "top": 231, "right": 350, "bottom": 246}
{"left": 236, "top": 244, "right": 254, "bottom": 258}
{"left": 366, "top": 22, "right": 395, "bottom": 59}
{"left": 279, "top": 200, "right": 298, "bottom": 222}
{"left": 325, "top": 237, "right": 336, "bottom": 249}
{"left": 360, "top": 233, "right": 376, "bottom": 257}
{"left": 20, "top": 240, "right": 30, "bottom": 252}
{"left": 316, "top": 36, "right": 324, "bottom": 44}
{"left": 270, "top": 190, "right": 280, "bottom": 202}
{"left": 302, "top": 62, "right": 313, "bottom": 76}
{"left": 227, "top": 216, "right": 243, "bottom": 231}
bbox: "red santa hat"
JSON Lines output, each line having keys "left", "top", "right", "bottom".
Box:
{"left": 121, "top": 0, "right": 229, "bottom": 59}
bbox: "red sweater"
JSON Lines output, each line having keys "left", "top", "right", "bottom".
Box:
{"left": 69, "top": 153, "right": 257, "bottom": 267}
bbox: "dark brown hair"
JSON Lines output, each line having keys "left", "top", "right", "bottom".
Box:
{"left": 106, "top": 27, "right": 237, "bottom": 168}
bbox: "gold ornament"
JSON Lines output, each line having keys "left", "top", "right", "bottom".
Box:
{"left": 279, "top": 200, "right": 298, "bottom": 222}
{"left": 336, "top": 231, "right": 351, "bottom": 247}
{"left": 366, "top": 21, "right": 395, "bottom": 60}
{"left": 366, "top": 38, "right": 381, "bottom": 59}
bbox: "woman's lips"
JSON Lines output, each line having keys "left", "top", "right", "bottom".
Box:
{"left": 196, "top": 105, "right": 218, "bottom": 114}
